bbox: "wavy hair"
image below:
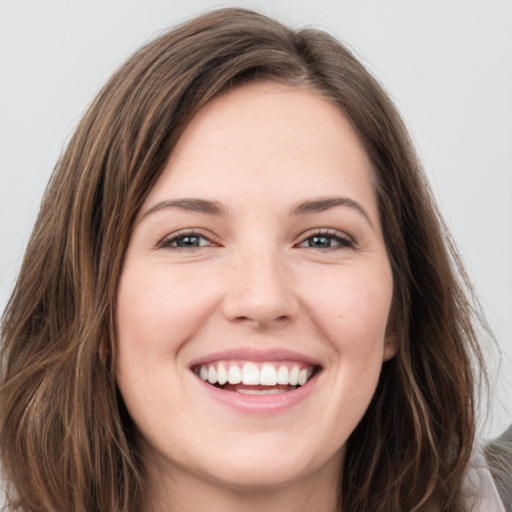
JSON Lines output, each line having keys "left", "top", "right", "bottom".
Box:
{"left": 0, "top": 8, "right": 489, "bottom": 511}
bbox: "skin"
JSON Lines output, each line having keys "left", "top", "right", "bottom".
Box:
{"left": 116, "top": 81, "right": 396, "bottom": 512}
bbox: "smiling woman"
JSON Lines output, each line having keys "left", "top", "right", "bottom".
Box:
{"left": 0, "top": 7, "right": 505, "bottom": 512}
{"left": 115, "top": 83, "right": 395, "bottom": 507}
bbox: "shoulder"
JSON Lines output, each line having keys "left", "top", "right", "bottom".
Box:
{"left": 463, "top": 441, "right": 507, "bottom": 512}
{"left": 485, "top": 425, "right": 512, "bottom": 511}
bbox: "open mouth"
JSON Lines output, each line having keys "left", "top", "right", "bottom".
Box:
{"left": 192, "top": 361, "right": 321, "bottom": 395}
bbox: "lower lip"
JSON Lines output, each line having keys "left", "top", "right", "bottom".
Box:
{"left": 194, "top": 372, "right": 320, "bottom": 414}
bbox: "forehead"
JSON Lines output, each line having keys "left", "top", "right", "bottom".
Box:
{"left": 145, "top": 81, "right": 377, "bottom": 218}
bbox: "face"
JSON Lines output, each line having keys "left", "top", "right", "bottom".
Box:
{"left": 116, "top": 82, "right": 395, "bottom": 499}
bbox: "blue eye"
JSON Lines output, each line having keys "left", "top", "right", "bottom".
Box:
{"left": 160, "top": 231, "right": 213, "bottom": 249}
{"left": 300, "top": 232, "right": 353, "bottom": 249}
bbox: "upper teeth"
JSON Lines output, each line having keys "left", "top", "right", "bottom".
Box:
{"left": 196, "top": 362, "right": 314, "bottom": 386}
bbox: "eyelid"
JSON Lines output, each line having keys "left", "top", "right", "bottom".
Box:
{"left": 157, "top": 228, "right": 220, "bottom": 249}
{"left": 295, "top": 228, "right": 355, "bottom": 249}
{"left": 156, "top": 227, "right": 355, "bottom": 251}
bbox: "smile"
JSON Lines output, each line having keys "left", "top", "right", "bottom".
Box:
{"left": 192, "top": 361, "right": 320, "bottom": 395}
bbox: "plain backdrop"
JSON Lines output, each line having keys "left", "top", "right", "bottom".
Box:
{"left": 1, "top": 0, "right": 511, "bottom": 438}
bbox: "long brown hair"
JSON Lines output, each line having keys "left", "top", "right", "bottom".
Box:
{"left": 0, "top": 8, "right": 489, "bottom": 511}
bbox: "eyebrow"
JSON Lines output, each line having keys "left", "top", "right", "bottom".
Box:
{"left": 142, "top": 196, "right": 373, "bottom": 228}
{"left": 142, "top": 198, "right": 229, "bottom": 218}
{"left": 291, "top": 197, "right": 374, "bottom": 228}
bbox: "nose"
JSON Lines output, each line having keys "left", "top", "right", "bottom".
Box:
{"left": 222, "top": 246, "right": 299, "bottom": 329}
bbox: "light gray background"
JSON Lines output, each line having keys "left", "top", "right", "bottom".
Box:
{"left": 1, "top": 0, "right": 511, "bottom": 438}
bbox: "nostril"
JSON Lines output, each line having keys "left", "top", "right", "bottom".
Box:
{"left": 230, "top": 314, "right": 291, "bottom": 328}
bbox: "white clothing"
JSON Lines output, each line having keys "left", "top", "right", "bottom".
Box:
{"left": 464, "top": 448, "right": 506, "bottom": 512}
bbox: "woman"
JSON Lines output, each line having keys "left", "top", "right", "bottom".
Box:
{"left": 0, "top": 8, "right": 506, "bottom": 512}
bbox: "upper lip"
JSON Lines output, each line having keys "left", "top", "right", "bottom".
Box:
{"left": 188, "top": 348, "right": 322, "bottom": 368}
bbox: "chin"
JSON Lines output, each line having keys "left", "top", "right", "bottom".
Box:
{"left": 199, "top": 456, "right": 324, "bottom": 492}
{"left": 183, "top": 433, "right": 342, "bottom": 493}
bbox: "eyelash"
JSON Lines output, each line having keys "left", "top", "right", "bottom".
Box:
{"left": 296, "top": 229, "right": 355, "bottom": 250}
{"left": 158, "top": 229, "right": 218, "bottom": 250}
{"left": 159, "top": 228, "right": 355, "bottom": 252}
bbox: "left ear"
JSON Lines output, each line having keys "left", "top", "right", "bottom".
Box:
{"left": 382, "top": 333, "right": 398, "bottom": 361}
{"left": 99, "top": 336, "right": 109, "bottom": 364}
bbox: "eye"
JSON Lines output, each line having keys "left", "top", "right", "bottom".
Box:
{"left": 298, "top": 230, "right": 354, "bottom": 250}
{"left": 159, "top": 230, "right": 216, "bottom": 249}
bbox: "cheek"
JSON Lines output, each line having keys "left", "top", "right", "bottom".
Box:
{"left": 288, "top": 264, "right": 393, "bottom": 457}
{"left": 114, "top": 264, "right": 219, "bottom": 435}
{"left": 116, "top": 263, "right": 220, "bottom": 358}
{"left": 302, "top": 263, "right": 393, "bottom": 357}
